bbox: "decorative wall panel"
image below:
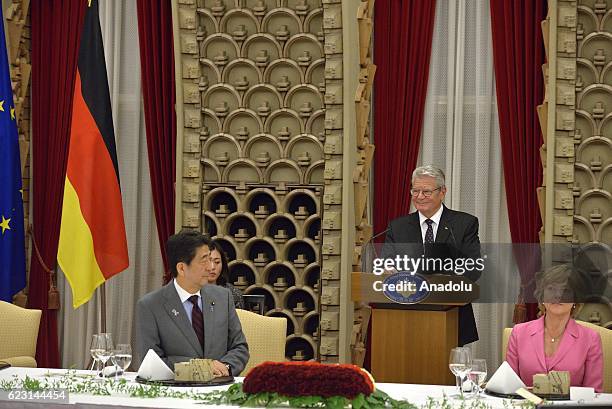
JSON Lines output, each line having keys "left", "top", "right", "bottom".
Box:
{"left": 175, "top": 0, "right": 363, "bottom": 363}
{"left": 541, "top": 0, "right": 612, "bottom": 328}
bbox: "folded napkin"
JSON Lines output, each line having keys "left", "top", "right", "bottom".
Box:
{"left": 137, "top": 349, "right": 174, "bottom": 381}
{"left": 486, "top": 361, "right": 526, "bottom": 394}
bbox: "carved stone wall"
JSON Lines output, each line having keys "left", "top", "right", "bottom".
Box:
{"left": 350, "top": 0, "right": 374, "bottom": 366}
{"left": 4, "top": 0, "right": 31, "bottom": 306}
{"left": 174, "top": 0, "right": 370, "bottom": 363}
{"left": 540, "top": 0, "right": 612, "bottom": 328}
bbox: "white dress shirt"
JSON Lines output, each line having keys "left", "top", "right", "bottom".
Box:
{"left": 418, "top": 205, "right": 443, "bottom": 242}
{"left": 173, "top": 279, "right": 202, "bottom": 324}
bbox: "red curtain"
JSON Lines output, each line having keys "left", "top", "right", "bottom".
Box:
{"left": 373, "top": 0, "right": 437, "bottom": 236}
{"left": 491, "top": 0, "right": 547, "bottom": 322}
{"left": 136, "top": 0, "right": 177, "bottom": 283}
{"left": 367, "top": 0, "right": 437, "bottom": 370}
{"left": 30, "top": 0, "right": 86, "bottom": 367}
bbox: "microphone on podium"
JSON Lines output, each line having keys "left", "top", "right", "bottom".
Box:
{"left": 361, "top": 228, "right": 390, "bottom": 274}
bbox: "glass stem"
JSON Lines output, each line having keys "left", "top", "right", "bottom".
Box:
{"left": 455, "top": 375, "right": 460, "bottom": 393}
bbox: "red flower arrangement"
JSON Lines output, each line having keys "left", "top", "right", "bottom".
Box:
{"left": 242, "top": 361, "right": 375, "bottom": 399}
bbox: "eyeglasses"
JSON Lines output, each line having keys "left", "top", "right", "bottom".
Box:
{"left": 410, "top": 187, "right": 442, "bottom": 197}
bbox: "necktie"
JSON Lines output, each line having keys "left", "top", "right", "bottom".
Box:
{"left": 424, "top": 219, "right": 435, "bottom": 244}
{"left": 188, "top": 295, "right": 204, "bottom": 349}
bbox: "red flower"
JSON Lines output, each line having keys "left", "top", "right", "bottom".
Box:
{"left": 243, "top": 362, "right": 375, "bottom": 399}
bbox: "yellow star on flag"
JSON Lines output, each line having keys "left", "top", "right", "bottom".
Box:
{"left": 0, "top": 215, "right": 10, "bottom": 234}
{"left": 0, "top": 100, "right": 4, "bottom": 112}
{"left": 10, "top": 106, "right": 15, "bottom": 120}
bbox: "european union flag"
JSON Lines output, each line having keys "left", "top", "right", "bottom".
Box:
{"left": 0, "top": 5, "right": 26, "bottom": 302}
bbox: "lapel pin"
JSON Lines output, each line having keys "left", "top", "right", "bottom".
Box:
{"left": 172, "top": 309, "right": 179, "bottom": 317}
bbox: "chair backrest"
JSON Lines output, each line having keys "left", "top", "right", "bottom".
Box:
{"left": 502, "top": 321, "right": 612, "bottom": 393}
{"left": 502, "top": 327, "right": 512, "bottom": 361}
{"left": 236, "top": 309, "right": 286, "bottom": 375}
{"left": 575, "top": 321, "right": 612, "bottom": 393}
{"left": 0, "top": 301, "right": 42, "bottom": 364}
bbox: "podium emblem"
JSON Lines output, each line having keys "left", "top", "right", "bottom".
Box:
{"left": 381, "top": 272, "right": 429, "bottom": 304}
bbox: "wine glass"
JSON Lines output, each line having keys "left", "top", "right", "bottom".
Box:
{"left": 95, "top": 333, "right": 114, "bottom": 378}
{"left": 89, "top": 334, "right": 102, "bottom": 373}
{"left": 449, "top": 347, "right": 472, "bottom": 397}
{"left": 469, "top": 359, "right": 487, "bottom": 398}
{"left": 111, "top": 344, "right": 132, "bottom": 380}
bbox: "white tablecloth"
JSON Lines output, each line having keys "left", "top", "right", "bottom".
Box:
{"left": 1, "top": 367, "right": 611, "bottom": 408}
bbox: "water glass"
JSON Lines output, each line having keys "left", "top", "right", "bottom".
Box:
{"left": 449, "top": 347, "right": 472, "bottom": 396}
{"left": 469, "top": 359, "right": 487, "bottom": 398}
{"left": 93, "top": 333, "right": 114, "bottom": 378}
{"left": 89, "top": 334, "right": 102, "bottom": 373}
{"left": 111, "top": 344, "right": 132, "bottom": 380}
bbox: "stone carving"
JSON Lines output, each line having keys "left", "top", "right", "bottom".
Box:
{"left": 177, "top": 0, "right": 340, "bottom": 363}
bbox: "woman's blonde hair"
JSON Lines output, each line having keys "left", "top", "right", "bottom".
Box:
{"left": 534, "top": 264, "right": 584, "bottom": 317}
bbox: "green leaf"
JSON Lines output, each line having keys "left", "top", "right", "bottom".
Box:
{"left": 268, "top": 393, "right": 289, "bottom": 407}
{"left": 324, "top": 396, "right": 349, "bottom": 409}
{"left": 290, "top": 395, "right": 324, "bottom": 407}
{"left": 242, "top": 392, "right": 273, "bottom": 407}
{"left": 226, "top": 383, "right": 247, "bottom": 403}
{"left": 352, "top": 393, "right": 366, "bottom": 409}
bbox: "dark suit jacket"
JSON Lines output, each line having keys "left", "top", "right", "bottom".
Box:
{"left": 136, "top": 282, "right": 249, "bottom": 374}
{"left": 384, "top": 205, "right": 480, "bottom": 346}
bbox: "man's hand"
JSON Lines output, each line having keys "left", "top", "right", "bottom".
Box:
{"left": 212, "top": 360, "right": 230, "bottom": 377}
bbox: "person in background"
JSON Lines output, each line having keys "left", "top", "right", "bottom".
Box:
{"left": 208, "top": 240, "right": 245, "bottom": 310}
{"left": 506, "top": 264, "right": 603, "bottom": 392}
{"left": 136, "top": 230, "right": 248, "bottom": 374}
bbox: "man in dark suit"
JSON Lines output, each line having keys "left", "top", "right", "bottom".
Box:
{"left": 384, "top": 165, "right": 480, "bottom": 346}
{"left": 136, "top": 230, "right": 249, "bottom": 375}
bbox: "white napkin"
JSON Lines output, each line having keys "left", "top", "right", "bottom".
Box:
{"left": 486, "top": 361, "right": 526, "bottom": 394}
{"left": 570, "top": 386, "right": 595, "bottom": 401}
{"left": 136, "top": 349, "right": 174, "bottom": 381}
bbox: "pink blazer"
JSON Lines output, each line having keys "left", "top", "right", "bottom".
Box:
{"left": 506, "top": 316, "right": 603, "bottom": 393}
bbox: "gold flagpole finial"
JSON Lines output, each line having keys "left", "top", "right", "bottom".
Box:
{"left": 88, "top": 0, "right": 92, "bottom": 7}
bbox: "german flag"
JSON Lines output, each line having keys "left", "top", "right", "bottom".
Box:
{"left": 58, "top": 0, "right": 129, "bottom": 308}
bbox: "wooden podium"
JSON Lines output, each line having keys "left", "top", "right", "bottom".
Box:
{"left": 352, "top": 272, "right": 477, "bottom": 385}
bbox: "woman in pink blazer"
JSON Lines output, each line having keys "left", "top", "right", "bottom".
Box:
{"left": 506, "top": 265, "right": 603, "bottom": 392}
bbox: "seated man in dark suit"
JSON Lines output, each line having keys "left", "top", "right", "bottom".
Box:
{"left": 384, "top": 165, "right": 481, "bottom": 346}
{"left": 136, "top": 230, "right": 249, "bottom": 375}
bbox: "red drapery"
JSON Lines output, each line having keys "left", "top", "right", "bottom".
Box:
{"left": 136, "top": 0, "right": 176, "bottom": 283}
{"left": 30, "top": 0, "right": 86, "bottom": 367}
{"left": 491, "top": 0, "right": 547, "bottom": 322}
{"left": 373, "top": 0, "right": 437, "bottom": 236}
{"left": 368, "top": 0, "right": 437, "bottom": 369}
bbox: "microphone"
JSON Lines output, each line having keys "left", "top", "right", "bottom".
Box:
{"left": 368, "top": 228, "right": 391, "bottom": 245}
{"left": 361, "top": 228, "right": 390, "bottom": 273}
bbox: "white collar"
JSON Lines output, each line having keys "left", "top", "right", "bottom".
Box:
{"left": 173, "top": 279, "right": 200, "bottom": 304}
{"left": 419, "top": 205, "right": 444, "bottom": 227}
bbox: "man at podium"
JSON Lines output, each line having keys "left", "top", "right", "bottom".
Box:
{"left": 383, "top": 165, "right": 481, "bottom": 346}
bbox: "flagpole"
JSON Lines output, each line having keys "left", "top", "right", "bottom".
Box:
{"left": 100, "top": 282, "right": 107, "bottom": 333}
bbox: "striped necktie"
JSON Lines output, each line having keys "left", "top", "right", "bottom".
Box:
{"left": 188, "top": 295, "right": 204, "bottom": 349}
